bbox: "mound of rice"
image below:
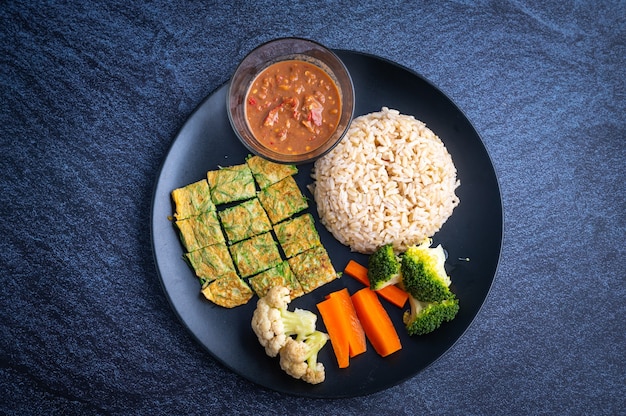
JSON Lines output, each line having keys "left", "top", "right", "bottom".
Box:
{"left": 312, "top": 107, "right": 460, "bottom": 254}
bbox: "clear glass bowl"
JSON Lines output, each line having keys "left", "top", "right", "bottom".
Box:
{"left": 227, "top": 37, "right": 355, "bottom": 165}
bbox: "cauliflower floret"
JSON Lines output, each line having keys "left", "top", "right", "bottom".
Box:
{"left": 251, "top": 294, "right": 286, "bottom": 357}
{"left": 251, "top": 285, "right": 316, "bottom": 357}
{"left": 279, "top": 331, "right": 329, "bottom": 385}
{"left": 251, "top": 285, "right": 329, "bottom": 384}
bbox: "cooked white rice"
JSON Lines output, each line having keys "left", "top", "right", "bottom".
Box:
{"left": 312, "top": 107, "right": 460, "bottom": 254}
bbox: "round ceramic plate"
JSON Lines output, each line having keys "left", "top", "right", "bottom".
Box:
{"left": 151, "top": 50, "right": 503, "bottom": 398}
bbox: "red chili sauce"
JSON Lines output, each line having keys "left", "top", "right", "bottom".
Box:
{"left": 245, "top": 60, "right": 342, "bottom": 155}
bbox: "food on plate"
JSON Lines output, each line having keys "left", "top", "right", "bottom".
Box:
{"left": 207, "top": 163, "right": 256, "bottom": 205}
{"left": 251, "top": 285, "right": 329, "bottom": 384}
{"left": 184, "top": 242, "right": 236, "bottom": 282}
{"left": 351, "top": 287, "right": 402, "bottom": 357}
{"left": 279, "top": 331, "right": 329, "bottom": 385}
{"left": 174, "top": 210, "right": 225, "bottom": 252}
{"left": 366, "top": 243, "right": 401, "bottom": 291}
{"left": 245, "top": 60, "right": 342, "bottom": 156}
{"left": 312, "top": 107, "right": 460, "bottom": 254}
{"left": 248, "top": 261, "right": 304, "bottom": 300}
{"left": 171, "top": 157, "right": 338, "bottom": 309}
{"left": 400, "top": 239, "right": 453, "bottom": 302}
{"left": 171, "top": 156, "right": 338, "bottom": 307}
{"left": 403, "top": 293, "right": 459, "bottom": 336}
{"left": 273, "top": 213, "right": 321, "bottom": 258}
{"left": 369, "top": 239, "right": 460, "bottom": 336}
{"left": 287, "top": 246, "right": 337, "bottom": 294}
{"left": 257, "top": 175, "right": 308, "bottom": 224}
{"left": 317, "top": 288, "right": 366, "bottom": 368}
{"left": 343, "top": 260, "right": 408, "bottom": 308}
{"left": 246, "top": 155, "right": 298, "bottom": 189}
{"left": 228, "top": 232, "right": 282, "bottom": 278}
{"left": 171, "top": 179, "right": 215, "bottom": 220}
{"left": 200, "top": 271, "right": 254, "bottom": 308}
{"left": 218, "top": 198, "right": 272, "bottom": 244}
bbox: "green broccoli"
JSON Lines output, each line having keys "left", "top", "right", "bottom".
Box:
{"left": 400, "top": 239, "right": 452, "bottom": 302}
{"left": 367, "top": 244, "right": 401, "bottom": 290}
{"left": 403, "top": 294, "right": 460, "bottom": 336}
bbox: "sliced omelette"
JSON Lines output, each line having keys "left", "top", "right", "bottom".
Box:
{"left": 228, "top": 232, "right": 282, "bottom": 278}
{"left": 175, "top": 210, "right": 225, "bottom": 252}
{"left": 207, "top": 164, "right": 255, "bottom": 205}
{"left": 184, "top": 242, "right": 236, "bottom": 282}
{"left": 273, "top": 213, "right": 321, "bottom": 258}
{"left": 257, "top": 176, "right": 308, "bottom": 224}
{"left": 218, "top": 198, "right": 272, "bottom": 244}
{"left": 287, "top": 246, "right": 337, "bottom": 294}
{"left": 246, "top": 155, "right": 298, "bottom": 189}
{"left": 248, "top": 261, "right": 304, "bottom": 300}
{"left": 171, "top": 179, "right": 215, "bottom": 220}
{"left": 201, "top": 271, "right": 254, "bottom": 308}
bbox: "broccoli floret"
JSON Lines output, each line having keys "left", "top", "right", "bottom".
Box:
{"left": 279, "top": 330, "right": 329, "bottom": 384}
{"left": 400, "top": 239, "right": 452, "bottom": 302}
{"left": 403, "top": 294, "right": 459, "bottom": 336}
{"left": 367, "top": 244, "right": 401, "bottom": 290}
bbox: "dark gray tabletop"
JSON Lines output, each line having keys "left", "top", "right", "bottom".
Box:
{"left": 1, "top": 1, "right": 624, "bottom": 414}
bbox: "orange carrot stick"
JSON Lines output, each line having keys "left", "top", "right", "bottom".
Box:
{"left": 317, "top": 296, "right": 350, "bottom": 368}
{"left": 376, "top": 283, "right": 409, "bottom": 308}
{"left": 344, "top": 260, "right": 369, "bottom": 286}
{"left": 326, "top": 288, "right": 366, "bottom": 358}
{"left": 344, "top": 260, "right": 409, "bottom": 308}
{"left": 351, "top": 287, "right": 402, "bottom": 358}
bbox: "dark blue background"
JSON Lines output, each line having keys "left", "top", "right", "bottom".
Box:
{"left": 1, "top": 1, "right": 624, "bottom": 414}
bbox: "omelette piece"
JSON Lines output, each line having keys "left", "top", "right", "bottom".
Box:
{"left": 273, "top": 213, "right": 321, "bottom": 258}
{"left": 175, "top": 210, "right": 225, "bottom": 252}
{"left": 171, "top": 179, "right": 215, "bottom": 220}
{"left": 229, "top": 232, "right": 282, "bottom": 278}
{"left": 287, "top": 246, "right": 337, "bottom": 294}
{"left": 207, "top": 164, "right": 256, "bottom": 205}
{"left": 184, "top": 242, "right": 236, "bottom": 282}
{"left": 246, "top": 155, "right": 298, "bottom": 189}
{"left": 218, "top": 198, "right": 272, "bottom": 244}
{"left": 257, "top": 176, "right": 308, "bottom": 224}
{"left": 248, "top": 261, "right": 304, "bottom": 300}
{"left": 201, "top": 271, "right": 254, "bottom": 308}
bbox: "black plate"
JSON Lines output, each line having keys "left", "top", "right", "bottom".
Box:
{"left": 151, "top": 50, "right": 503, "bottom": 398}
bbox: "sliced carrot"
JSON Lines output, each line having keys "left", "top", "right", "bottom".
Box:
{"left": 326, "top": 288, "right": 366, "bottom": 358}
{"left": 317, "top": 288, "right": 367, "bottom": 368}
{"left": 375, "top": 283, "right": 409, "bottom": 308}
{"left": 344, "top": 260, "right": 370, "bottom": 286}
{"left": 317, "top": 296, "right": 350, "bottom": 368}
{"left": 344, "top": 260, "right": 409, "bottom": 308}
{"left": 351, "top": 287, "right": 402, "bottom": 358}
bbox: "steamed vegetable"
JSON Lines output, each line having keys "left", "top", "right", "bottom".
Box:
{"left": 317, "top": 288, "right": 366, "bottom": 368}
{"left": 251, "top": 286, "right": 329, "bottom": 384}
{"left": 344, "top": 260, "right": 409, "bottom": 308}
{"left": 367, "top": 244, "right": 401, "bottom": 290}
{"left": 351, "top": 287, "right": 402, "bottom": 357}
{"left": 400, "top": 239, "right": 452, "bottom": 302}
{"left": 403, "top": 294, "right": 459, "bottom": 336}
{"left": 279, "top": 330, "right": 329, "bottom": 384}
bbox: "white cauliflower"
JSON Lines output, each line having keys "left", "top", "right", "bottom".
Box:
{"left": 251, "top": 286, "right": 329, "bottom": 384}
{"left": 279, "top": 331, "right": 329, "bottom": 385}
{"left": 251, "top": 286, "right": 317, "bottom": 357}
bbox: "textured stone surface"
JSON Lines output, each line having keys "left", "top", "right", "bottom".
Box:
{"left": 1, "top": 1, "right": 624, "bottom": 414}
